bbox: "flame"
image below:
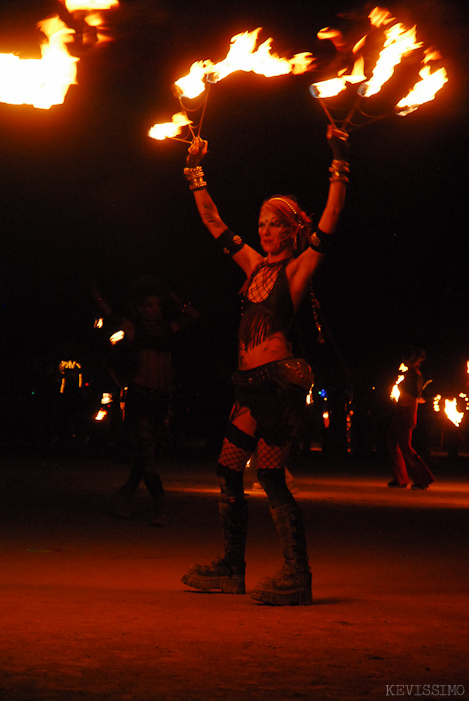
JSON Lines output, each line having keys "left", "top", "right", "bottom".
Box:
{"left": 101, "top": 392, "right": 113, "bottom": 404}
{"left": 369, "top": 7, "right": 396, "bottom": 28}
{"left": 110, "top": 330, "right": 125, "bottom": 344}
{"left": 390, "top": 363, "right": 408, "bottom": 402}
{"left": 433, "top": 394, "right": 441, "bottom": 412}
{"left": 151, "top": 28, "right": 313, "bottom": 141}
{"left": 312, "top": 6, "right": 448, "bottom": 121}
{"left": 310, "top": 76, "right": 348, "bottom": 99}
{"left": 94, "top": 317, "right": 104, "bottom": 328}
{"left": 148, "top": 111, "right": 192, "bottom": 141}
{"left": 0, "top": 16, "right": 78, "bottom": 109}
{"left": 359, "top": 21, "right": 422, "bottom": 98}
{"left": 174, "top": 62, "right": 208, "bottom": 100}
{"left": 317, "top": 27, "right": 346, "bottom": 51}
{"left": 83, "top": 12, "right": 112, "bottom": 43}
{"left": 62, "top": 0, "right": 119, "bottom": 9}
{"left": 59, "top": 1, "right": 119, "bottom": 44}
{"left": 323, "top": 410, "right": 330, "bottom": 428}
{"left": 95, "top": 409, "right": 108, "bottom": 421}
{"left": 174, "top": 28, "right": 313, "bottom": 100}
{"left": 395, "top": 50, "right": 448, "bottom": 115}
{"left": 208, "top": 29, "right": 311, "bottom": 81}
{"left": 444, "top": 398, "right": 464, "bottom": 427}
{"left": 311, "top": 57, "right": 367, "bottom": 98}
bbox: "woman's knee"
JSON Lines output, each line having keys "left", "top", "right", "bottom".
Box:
{"left": 216, "top": 463, "right": 245, "bottom": 502}
{"left": 256, "top": 468, "right": 295, "bottom": 506}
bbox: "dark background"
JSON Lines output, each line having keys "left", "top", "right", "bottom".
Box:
{"left": 0, "top": 0, "right": 468, "bottom": 452}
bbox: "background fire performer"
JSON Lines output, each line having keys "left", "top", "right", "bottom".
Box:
{"left": 181, "top": 126, "right": 349, "bottom": 605}
{"left": 387, "top": 346, "right": 435, "bottom": 490}
{"left": 94, "top": 276, "right": 198, "bottom": 526}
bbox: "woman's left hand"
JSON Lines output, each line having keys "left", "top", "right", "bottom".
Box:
{"left": 186, "top": 137, "right": 208, "bottom": 168}
{"left": 327, "top": 125, "right": 350, "bottom": 161}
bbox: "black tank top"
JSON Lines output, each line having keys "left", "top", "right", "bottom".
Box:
{"left": 239, "top": 259, "right": 295, "bottom": 351}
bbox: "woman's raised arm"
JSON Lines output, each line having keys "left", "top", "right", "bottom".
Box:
{"left": 185, "top": 137, "right": 262, "bottom": 277}
{"left": 287, "top": 125, "right": 350, "bottom": 308}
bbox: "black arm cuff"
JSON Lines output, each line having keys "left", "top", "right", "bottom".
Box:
{"left": 309, "top": 227, "right": 332, "bottom": 254}
{"left": 216, "top": 228, "right": 245, "bottom": 256}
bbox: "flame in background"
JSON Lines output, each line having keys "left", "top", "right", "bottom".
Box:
{"left": 110, "top": 330, "right": 125, "bottom": 345}
{"left": 0, "top": 16, "right": 78, "bottom": 109}
{"left": 61, "top": 0, "right": 119, "bottom": 9}
{"left": 0, "top": 1, "right": 119, "bottom": 109}
{"left": 444, "top": 398, "right": 464, "bottom": 427}
{"left": 433, "top": 392, "right": 469, "bottom": 427}
{"left": 59, "top": 0, "right": 119, "bottom": 44}
{"left": 390, "top": 363, "right": 408, "bottom": 402}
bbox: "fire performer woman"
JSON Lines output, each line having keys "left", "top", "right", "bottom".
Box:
{"left": 387, "top": 346, "right": 435, "bottom": 490}
{"left": 181, "top": 126, "right": 349, "bottom": 605}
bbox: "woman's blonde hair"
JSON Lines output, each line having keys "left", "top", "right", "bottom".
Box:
{"left": 262, "top": 195, "right": 313, "bottom": 253}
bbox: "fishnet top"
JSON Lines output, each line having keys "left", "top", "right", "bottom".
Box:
{"left": 239, "top": 259, "right": 295, "bottom": 351}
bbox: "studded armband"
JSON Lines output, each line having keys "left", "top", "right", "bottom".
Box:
{"left": 216, "top": 228, "right": 245, "bottom": 256}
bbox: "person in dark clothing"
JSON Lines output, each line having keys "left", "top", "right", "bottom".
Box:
{"left": 181, "top": 126, "right": 349, "bottom": 605}
{"left": 387, "top": 346, "right": 435, "bottom": 490}
{"left": 95, "top": 276, "right": 198, "bottom": 525}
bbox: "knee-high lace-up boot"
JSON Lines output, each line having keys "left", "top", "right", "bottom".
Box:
{"left": 252, "top": 502, "right": 312, "bottom": 605}
{"left": 181, "top": 497, "right": 248, "bottom": 594}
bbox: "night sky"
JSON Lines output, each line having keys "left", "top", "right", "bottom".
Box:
{"left": 1, "top": 0, "right": 468, "bottom": 404}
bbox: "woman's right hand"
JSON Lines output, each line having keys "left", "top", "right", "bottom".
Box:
{"left": 186, "top": 137, "right": 208, "bottom": 168}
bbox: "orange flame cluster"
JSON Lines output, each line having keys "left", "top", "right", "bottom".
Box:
{"left": 311, "top": 6, "right": 448, "bottom": 121}
{"left": 174, "top": 28, "right": 313, "bottom": 99}
{"left": 443, "top": 398, "right": 464, "bottom": 427}
{"left": 149, "top": 28, "right": 314, "bottom": 141}
{"left": 148, "top": 112, "right": 193, "bottom": 141}
{"left": 60, "top": 0, "right": 119, "bottom": 44}
{"left": 94, "top": 390, "right": 114, "bottom": 421}
{"left": 433, "top": 393, "right": 469, "bottom": 428}
{"left": 0, "top": 1, "right": 118, "bottom": 109}
{"left": 0, "top": 17, "right": 78, "bottom": 109}
{"left": 390, "top": 363, "right": 408, "bottom": 402}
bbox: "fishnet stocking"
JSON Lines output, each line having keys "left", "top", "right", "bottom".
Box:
{"left": 257, "top": 438, "right": 291, "bottom": 470}
{"left": 246, "top": 262, "right": 282, "bottom": 303}
{"left": 219, "top": 437, "right": 253, "bottom": 472}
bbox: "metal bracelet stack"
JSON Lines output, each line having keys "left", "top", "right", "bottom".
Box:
{"left": 184, "top": 166, "right": 207, "bottom": 190}
{"left": 329, "top": 159, "right": 350, "bottom": 183}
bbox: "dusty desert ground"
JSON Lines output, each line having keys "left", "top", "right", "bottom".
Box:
{"left": 1, "top": 450, "right": 468, "bottom": 700}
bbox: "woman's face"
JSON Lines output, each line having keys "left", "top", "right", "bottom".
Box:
{"left": 258, "top": 206, "right": 293, "bottom": 256}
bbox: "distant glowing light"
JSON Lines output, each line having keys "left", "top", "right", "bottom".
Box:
{"left": 110, "top": 330, "right": 124, "bottom": 344}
